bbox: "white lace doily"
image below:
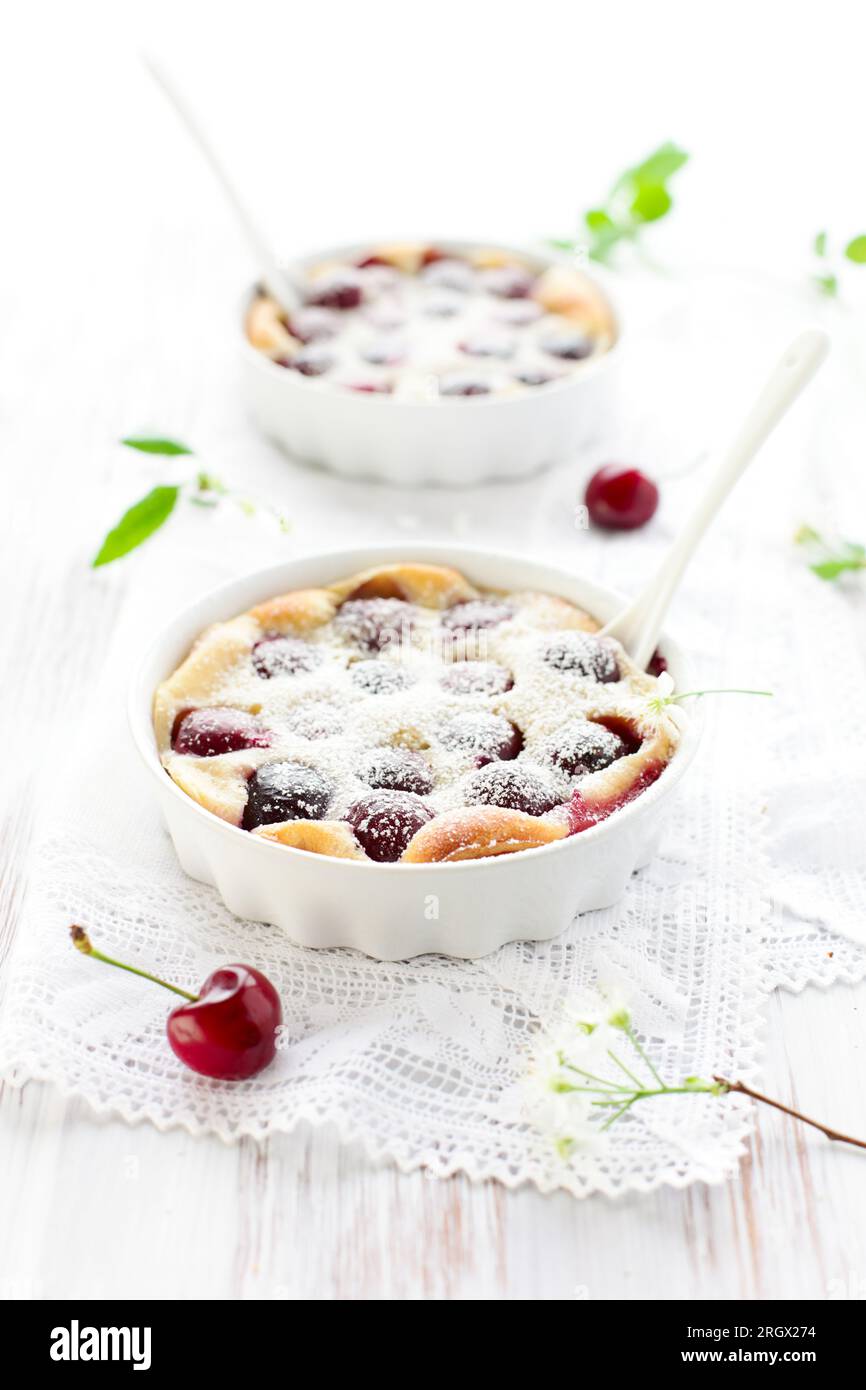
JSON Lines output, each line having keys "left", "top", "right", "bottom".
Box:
{"left": 1, "top": 272, "right": 864, "bottom": 1196}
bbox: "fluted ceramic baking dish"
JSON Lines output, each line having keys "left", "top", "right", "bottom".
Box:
{"left": 129, "top": 544, "right": 698, "bottom": 960}
{"left": 239, "top": 241, "right": 623, "bottom": 486}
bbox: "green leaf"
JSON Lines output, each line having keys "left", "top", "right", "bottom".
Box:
{"left": 585, "top": 208, "right": 616, "bottom": 232}
{"left": 810, "top": 558, "right": 865, "bottom": 581}
{"left": 814, "top": 272, "right": 838, "bottom": 297}
{"left": 92, "top": 486, "right": 180, "bottom": 567}
{"left": 121, "top": 437, "right": 193, "bottom": 456}
{"left": 844, "top": 235, "right": 866, "bottom": 264}
{"left": 630, "top": 183, "right": 672, "bottom": 224}
{"left": 618, "top": 141, "right": 689, "bottom": 191}
{"left": 813, "top": 230, "right": 828, "bottom": 258}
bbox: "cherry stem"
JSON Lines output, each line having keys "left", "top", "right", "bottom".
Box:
{"left": 70, "top": 925, "right": 198, "bottom": 1002}
{"left": 715, "top": 1076, "right": 866, "bottom": 1152}
{"left": 671, "top": 688, "right": 774, "bottom": 702}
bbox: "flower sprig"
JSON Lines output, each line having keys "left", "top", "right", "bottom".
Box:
{"left": 645, "top": 673, "right": 773, "bottom": 716}
{"left": 796, "top": 523, "right": 866, "bottom": 582}
{"left": 537, "top": 993, "right": 866, "bottom": 1156}
{"left": 92, "top": 437, "right": 290, "bottom": 568}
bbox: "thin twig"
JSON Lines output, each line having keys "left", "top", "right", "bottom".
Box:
{"left": 715, "top": 1076, "right": 866, "bottom": 1152}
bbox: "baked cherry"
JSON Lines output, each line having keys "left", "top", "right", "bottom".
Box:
{"left": 423, "top": 294, "right": 461, "bottom": 318}
{"left": 288, "top": 307, "right": 341, "bottom": 343}
{"left": 479, "top": 266, "right": 534, "bottom": 298}
{"left": 438, "top": 711, "right": 522, "bottom": 765}
{"left": 542, "top": 633, "right": 620, "bottom": 682}
{"left": 568, "top": 760, "right": 664, "bottom": 835}
{"left": 291, "top": 347, "right": 335, "bottom": 377}
{"left": 358, "top": 748, "right": 434, "bottom": 795}
{"left": 542, "top": 333, "right": 592, "bottom": 360}
{"left": 361, "top": 336, "right": 406, "bottom": 366}
{"left": 363, "top": 298, "right": 406, "bottom": 330}
{"left": 334, "top": 597, "right": 415, "bottom": 653}
{"left": 442, "top": 598, "right": 514, "bottom": 632}
{"left": 463, "top": 762, "right": 561, "bottom": 815}
{"left": 439, "top": 376, "right": 491, "bottom": 397}
{"left": 441, "top": 660, "right": 514, "bottom": 695}
{"left": 70, "top": 926, "right": 282, "bottom": 1082}
{"left": 345, "top": 790, "right": 434, "bottom": 862}
{"left": 459, "top": 333, "right": 516, "bottom": 360}
{"left": 540, "top": 721, "right": 629, "bottom": 778}
{"left": 252, "top": 635, "right": 321, "bottom": 679}
{"left": 172, "top": 707, "right": 271, "bottom": 757}
{"left": 494, "top": 299, "right": 544, "bottom": 326}
{"left": 516, "top": 370, "right": 556, "bottom": 387}
{"left": 243, "top": 762, "right": 332, "bottom": 829}
{"left": 350, "top": 659, "right": 414, "bottom": 694}
{"left": 647, "top": 648, "right": 668, "bottom": 677}
{"left": 306, "top": 276, "right": 363, "bottom": 310}
{"left": 585, "top": 464, "right": 659, "bottom": 531}
{"left": 420, "top": 258, "right": 474, "bottom": 292}
{"left": 286, "top": 704, "right": 342, "bottom": 740}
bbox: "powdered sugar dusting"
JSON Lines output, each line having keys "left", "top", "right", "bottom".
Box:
{"left": 157, "top": 573, "right": 680, "bottom": 857}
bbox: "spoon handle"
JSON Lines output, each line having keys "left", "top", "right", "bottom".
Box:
{"left": 604, "top": 328, "right": 830, "bottom": 670}
{"left": 143, "top": 55, "right": 299, "bottom": 316}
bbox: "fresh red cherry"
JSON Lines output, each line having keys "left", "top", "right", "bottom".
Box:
{"left": 70, "top": 927, "right": 282, "bottom": 1082}
{"left": 166, "top": 965, "right": 281, "bottom": 1081}
{"left": 585, "top": 464, "right": 659, "bottom": 531}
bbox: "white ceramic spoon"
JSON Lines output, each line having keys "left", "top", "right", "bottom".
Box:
{"left": 602, "top": 328, "right": 830, "bottom": 670}
{"left": 143, "top": 55, "right": 300, "bottom": 317}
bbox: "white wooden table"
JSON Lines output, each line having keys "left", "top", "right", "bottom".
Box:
{"left": 2, "top": 984, "right": 866, "bottom": 1300}
{"left": 4, "top": 10, "right": 866, "bottom": 1301}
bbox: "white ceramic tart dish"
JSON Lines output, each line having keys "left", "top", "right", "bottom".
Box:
{"left": 240, "top": 240, "right": 622, "bottom": 486}
{"left": 131, "top": 547, "right": 698, "bottom": 960}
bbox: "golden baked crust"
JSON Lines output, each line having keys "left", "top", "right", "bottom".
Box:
{"left": 252, "top": 820, "right": 367, "bottom": 859}
{"left": 403, "top": 807, "right": 569, "bottom": 863}
{"left": 328, "top": 562, "right": 478, "bottom": 608}
{"left": 532, "top": 265, "right": 616, "bottom": 339}
{"left": 155, "top": 562, "right": 680, "bottom": 858}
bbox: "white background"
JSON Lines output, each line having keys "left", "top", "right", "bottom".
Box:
{"left": 2, "top": 0, "right": 866, "bottom": 1300}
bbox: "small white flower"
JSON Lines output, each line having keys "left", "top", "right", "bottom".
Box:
{"left": 598, "top": 982, "right": 632, "bottom": 1032}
